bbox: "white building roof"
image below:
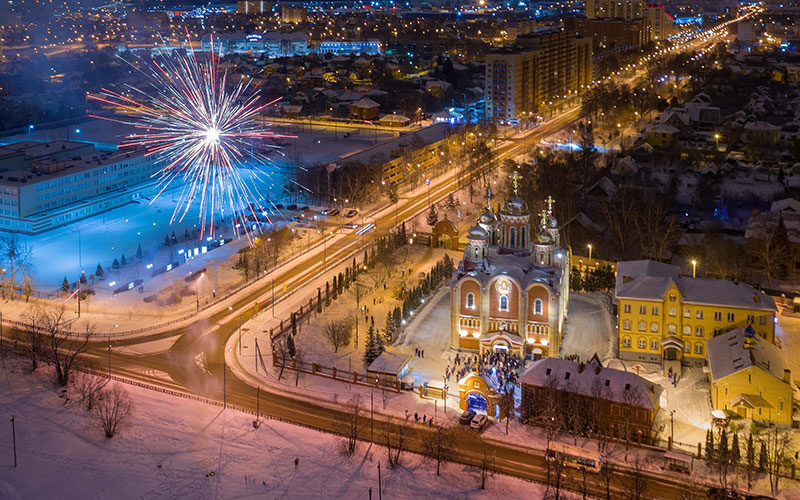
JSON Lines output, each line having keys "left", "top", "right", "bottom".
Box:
{"left": 519, "top": 358, "right": 662, "bottom": 410}
{"left": 350, "top": 97, "right": 380, "bottom": 109}
{"left": 706, "top": 327, "right": 789, "bottom": 384}
{"left": 367, "top": 350, "right": 412, "bottom": 375}
{"left": 614, "top": 260, "right": 776, "bottom": 311}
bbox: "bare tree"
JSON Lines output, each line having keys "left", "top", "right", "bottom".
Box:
{"left": 476, "top": 449, "right": 495, "bottom": 490}
{"left": 324, "top": 317, "right": 353, "bottom": 353}
{"left": 423, "top": 425, "right": 457, "bottom": 476}
{"left": 620, "top": 384, "right": 644, "bottom": 460}
{"left": 94, "top": 383, "right": 132, "bottom": 438}
{"left": 340, "top": 395, "right": 361, "bottom": 455}
{"left": 0, "top": 235, "right": 34, "bottom": 301}
{"left": 763, "top": 425, "right": 793, "bottom": 495}
{"left": 635, "top": 193, "right": 680, "bottom": 261}
{"left": 544, "top": 447, "right": 568, "bottom": 500}
{"left": 42, "top": 309, "right": 90, "bottom": 386}
{"left": 600, "top": 187, "right": 641, "bottom": 260}
{"left": 293, "top": 344, "right": 305, "bottom": 387}
{"left": 384, "top": 416, "right": 410, "bottom": 468}
{"left": 21, "top": 305, "right": 45, "bottom": 371}
{"left": 498, "top": 390, "right": 515, "bottom": 435}
{"left": 274, "top": 337, "right": 290, "bottom": 381}
{"left": 625, "top": 457, "right": 650, "bottom": 500}
{"left": 73, "top": 371, "right": 108, "bottom": 410}
{"left": 601, "top": 463, "right": 614, "bottom": 500}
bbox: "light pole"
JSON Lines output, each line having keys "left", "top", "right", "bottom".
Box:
{"left": 691, "top": 259, "right": 697, "bottom": 278}
{"left": 72, "top": 227, "right": 82, "bottom": 273}
{"left": 426, "top": 177, "right": 431, "bottom": 207}
{"left": 670, "top": 409, "right": 675, "bottom": 449}
{"left": 195, "top": 272, "right": 205, "bottom": 312}
{"left": 587, "top": 243, "right": 592, "bottom": 261}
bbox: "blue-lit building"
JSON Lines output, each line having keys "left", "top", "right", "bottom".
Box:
{"left": 200, "top": 32, "right": 309, "bottom": 57}
{"left": 318, "top": 39, "right": 382, "bottom": 55}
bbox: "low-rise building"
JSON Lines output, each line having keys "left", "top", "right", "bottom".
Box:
{"left": 706, "top": 327, "right": 793, "bottom": 425}
{"left": 520, "top": 356, "right": 662, "bottom": 443}
{"left": 614, "top": 260, "right": 777, "bottom": 372}
{"left": 0, "top": 141, "right": 160, "bottom": 234}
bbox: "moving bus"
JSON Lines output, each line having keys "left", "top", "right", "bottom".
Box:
{"left": 546, "top": 442, "right": 604, "bottom": 473}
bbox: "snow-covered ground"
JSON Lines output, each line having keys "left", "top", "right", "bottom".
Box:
{"left": 0, "top": 358, "right": 562, "bottom": 500}
{"left": 561, "top": 292, "right": 616, "bottom": 363}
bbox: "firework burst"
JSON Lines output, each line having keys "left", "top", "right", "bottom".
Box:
{"left": 89, "top": 36, "right": 295, "bottom": 240}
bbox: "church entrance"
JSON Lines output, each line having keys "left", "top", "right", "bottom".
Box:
{"left": 467, "top": 392, "right": 487, "bottom": 412}
{"left": 431, "top": 220, "right": 459, "bottom": 250}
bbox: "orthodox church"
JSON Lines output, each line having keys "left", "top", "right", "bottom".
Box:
{"left": 449, "top": 177, "right": 570, "bottom": 359}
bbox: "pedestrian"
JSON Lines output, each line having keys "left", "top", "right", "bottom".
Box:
{"left": 429, "top": 419, "right": 432, "bottom": 427}
{"left": 294, "top": 458, "right": 299, "bottom": 468}
{"left": 373, "top": 298, "right": 376, "bottom": 305}
{"left": 405, "top": 410, "right": 409, "bottom": 419}
{"left": 414, "top": 412, "right": 419, "bottom": 421}
{"left": 423, "top": 414, "right": 426, "bottom": 423}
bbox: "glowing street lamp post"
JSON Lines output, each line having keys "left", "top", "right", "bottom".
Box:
{"left": 691, "top": 259, "right": 698, "bottom": 278}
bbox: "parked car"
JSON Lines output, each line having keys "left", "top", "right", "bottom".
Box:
{"left": 287, "top": 204, "right": 298, "bottom": 211}
{"left": 470, "top": 414, "right": 488, "bottom": 430}
{"left": 707, "top": 488, "right": 742, "bottom": 500}
{"left": 275, "top": 204, "right": 284, "bottom": 210}
{"left": 459, "top": 410, "right": 475, "bottom": 425}
{"left": 327, "top": 208, "right": 340, "bottom": 217}
{"left": 345, "top": 209, "right": 358, "bottom": 218}
{"left": 343, "top": 223, "right": 358, "bottom": 229}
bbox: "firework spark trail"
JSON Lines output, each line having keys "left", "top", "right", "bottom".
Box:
{"left": 88, "top": 35, "right": 297, "bottom": 242}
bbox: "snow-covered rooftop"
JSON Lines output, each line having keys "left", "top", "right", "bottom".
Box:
{"left": 706, "top": 327, "right": 789, "bottom": 384}
{"left": 519, "top": 357, "right": 662, "bottom": 410}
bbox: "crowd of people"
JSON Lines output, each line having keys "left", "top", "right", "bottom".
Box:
{"left": 445, "top": 349, "right": 522, "bottom": 394}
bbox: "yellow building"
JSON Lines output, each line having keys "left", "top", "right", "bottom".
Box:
{"left": 706, "top": 328, "right": 792, "bottom": 425}
{"left": 614, "top": 261, "right": 776, "bottom": 373}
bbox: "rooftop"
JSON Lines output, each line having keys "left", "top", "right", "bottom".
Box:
{"left": 706, "top": 327, "right": 789, "bottom": 384}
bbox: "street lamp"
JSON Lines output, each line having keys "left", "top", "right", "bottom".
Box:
{"left": 426, "top": 177, "right": 431, "bottom": 207}
{"left": 587, "top": 243, "right": 592, "bottom": 261}
{"left": 690, "top": 259, "right": 698, "bottom": 278}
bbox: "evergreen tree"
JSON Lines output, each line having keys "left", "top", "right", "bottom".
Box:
{"left": 121, "top": 254, "right": 127, "bottom": 266}
{"left": 325, "top": 281, "right": 331, "bottom": 306}
{"left": 426, "top": 205, "right": 438, "bottom": 228}
{"left": 363, "top": 317, "right": 384, "bottom": 365}
{"left": 384, "top": 311, "right": 396, "bottom": 344}
{"left": 136, "top": 244, "right": 143, "bottom": 260}
{"left": 61, "top": 277, "right": 70, "bottom": 292}
{"left": 171, "top": 231, "right": 177, "bottom": 244}
{"left": 112, "top": 258, "right": 120, "bottom": 269}
{"left": 731, "top": 433, "right": 740, "bottom": 464}
{"left": 287, "top": 334, "right": 296, "bottom": 358}
{"left": 718, "top": 429, "right": 729, "bottom": 465}
{"left": 393, "top": 306, "right": 402, "bottom": 329}
{"left": 79, "top": 273, "right": 87, "bottom": 284}
{"left": 705, "top": 429, "right": 714, "bottom": 462}
{"left": 352, "top": 257, "right": 358, "bottom": 278}
{"left": 291, "top": 312, "right": 297, "bottom": 336}
{"left": 95, "top": 264, "right": 105, "bottom": 279}
{"left": 332, "top": 276, "right": 338, "bottom": 299}
{"left": 400, "top": 221, "right": 407, "bottom": 244}
{"left": 184, "top": 228, "right": 190, "bottom": 240}
{"left": 570, "top": 266, "right": 584, "bottom": 291}
{"left": 337, "top": 272, "right": 344, "bottom": 294}
{"left": 164, "top": 235, "right": 171, "bottom": 247}
{"left": 758, "top": 440, "right": 767, "bottom": 472}
{"left": 317, "top": 288, "right": 323, "bottom": 313}
{"left": 364, "top": 249, "right": 369, "bottom": 267}
{"left": 746, "top": 434, "right": 755, "bottom": 472}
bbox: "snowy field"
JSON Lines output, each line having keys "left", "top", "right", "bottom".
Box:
{"left": 0, "top": 358, "right": 563, "bottom": 500}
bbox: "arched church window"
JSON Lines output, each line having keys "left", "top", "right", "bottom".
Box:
{"left": 534, "top": 298, "right": 543, "bottom": 315}
{"left": 500, "top": 295, "right": 509, "bottom": 311}
{"left": 466, "top": 293, "right": 475, "bottom": 309}
{"left": 510, "top": 227, "right": 516, "bottom": 247}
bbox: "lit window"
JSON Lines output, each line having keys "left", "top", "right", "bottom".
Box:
{"left": 623, "top": 320, "right": 632, "bottom": 330}
{"left": 638, "top": 338, "right": 646, "bottom": 349}
{"left": 696, "top": 310, "right": 704, "bottom": 319}
{"left": 694, "top": 343, "right": 703, "bottom": 355}
{"left": 650, "top": 322, "right": 659, "bottom": 332}
{"left": 534, "top": 299, "right": 543, "bottom": 315}
{"left": 638, "top": 321, "right": 646, "bottom": 332}
{"left": 695, "top": 326, "right": 704, "bottom": 337}
{"left": 651, "top": 306, "right": 659, "bottom": 315}
{"left": 500, "top": 295, "right": 509, "bottom": 311}
{"left": 682, "top": 325, "right": 691, "bottom": 335}
{"left": 622, "top": 337, "right": 631, "bottom": 348}
{"left": 466, "top": 293, "right": 475, "bottom": 309}
{"left": 624, "top": 304, "right": 631, "bottom": 313}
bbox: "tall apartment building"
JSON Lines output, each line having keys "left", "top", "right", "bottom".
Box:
{"left": 586, "top": 0, "right": 644, "bottom": 19}
{"left": 565, "top": 17, "right": 652, "bottom": 49}
{"left": 0, "top": 141, "right": 161, "bottom": 234}
{"left": 485, "top": 31, "right": 592, "bottom": 122}
{"left": 646, "top": 4, "right": 676, "bottom": 40}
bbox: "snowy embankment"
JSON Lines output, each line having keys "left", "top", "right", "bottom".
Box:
{"left": 0, "top": 357, "right": 564, "bottom": 499}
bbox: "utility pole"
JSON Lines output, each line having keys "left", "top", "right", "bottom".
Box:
{"left": 256, "top": 386, "right": 260, "bottom": 419}
{"left": 271, "top": 279, "right": 275, "bottom": 317}
{"left": 223, "top": 361, "right": 227, "bottom": 408}
{"left": 107, "top": 335, "right": 111, "bottom": 379}
{"left": 10, "top": 415, "right": 17, "bottom": 467}
{"left": 238, "top": 313, "right": 242, "bottom": 355}
{"left": 0, "top": 310, "right": 3, "bottom": 357}
{"left": 370, "top": 391, "right": 374, "bottom": 441}
{"left": 377, "top": 462, "right": 382, "bottom": 500}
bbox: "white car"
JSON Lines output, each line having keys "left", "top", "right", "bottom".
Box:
{"left": 470, "top": 414, "right": 488, "bottom": 430}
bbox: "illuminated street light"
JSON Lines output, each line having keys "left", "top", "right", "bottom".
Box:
{"left": 691, "top": 259, "right": 698, "bottom": 278}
